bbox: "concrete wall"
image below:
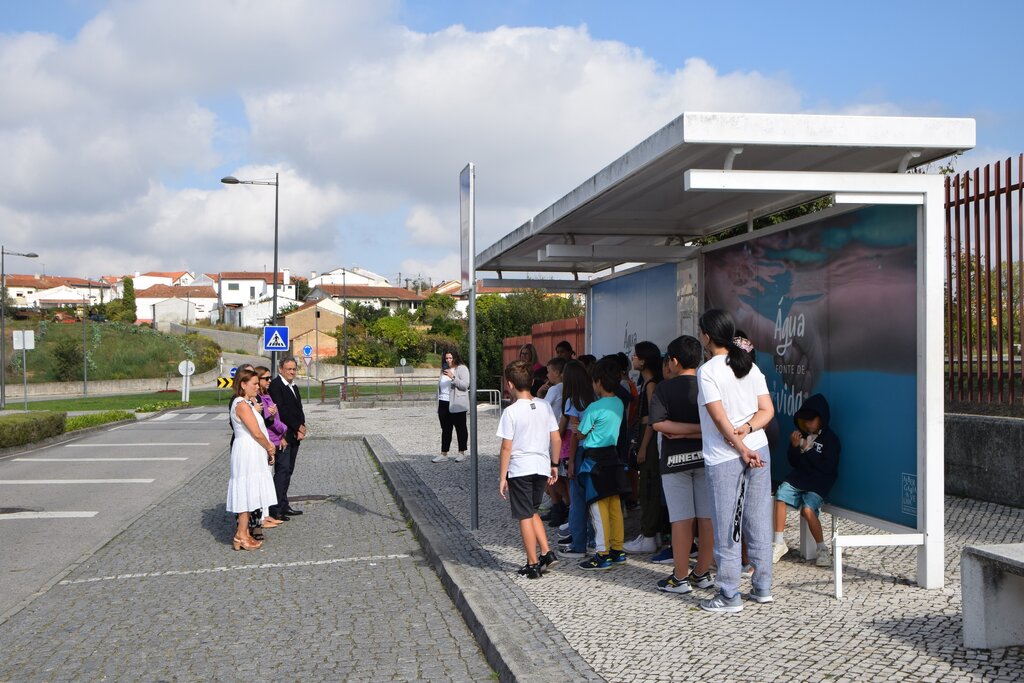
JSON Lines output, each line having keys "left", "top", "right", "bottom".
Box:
{"left": 946, "top": 414, "right": 1024, "bottom": 509}
{"left": 2, "top": 366, "right": 222, "bottom": 399}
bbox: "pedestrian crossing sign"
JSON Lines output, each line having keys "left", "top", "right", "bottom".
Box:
{"left": 263, "top": 325, "right": 290, "bottom": 351}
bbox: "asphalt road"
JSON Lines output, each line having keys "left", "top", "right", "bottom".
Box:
{"left": 0, "top": 407, "right": 232, "bottom": 620}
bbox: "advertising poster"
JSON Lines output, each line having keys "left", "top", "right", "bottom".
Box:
{"left": 590, "top": 263, "right": 678, "bottom": 357}
{"left": 703, "top": 205, "right": 918, "bottom": 527}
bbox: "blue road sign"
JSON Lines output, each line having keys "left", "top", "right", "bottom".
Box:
{"left": 263, "top": 326, "right": 290, "bottom": 351}
{"left": 229, "top": 366, "right": 238, "bottom": 378}
{"left": 302, "top": 344, "right": 313, "bottom": 357}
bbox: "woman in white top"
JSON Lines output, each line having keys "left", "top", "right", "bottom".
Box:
{"left": 434, "top": 349, "right": 471, "bottom": 463}
{"left": 225, "top": 368, "right": 279, "bottom": 551}
{"left": 696, "top": 309, "right": 776, "bottom": 612}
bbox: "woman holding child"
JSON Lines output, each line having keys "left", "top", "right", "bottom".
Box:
{"left": 696, "top": 309, "right": 776, "bottom": 612}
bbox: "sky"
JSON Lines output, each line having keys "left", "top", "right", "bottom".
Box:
{"left": 1, "top": 0, "right": 1021, "bottom": 286}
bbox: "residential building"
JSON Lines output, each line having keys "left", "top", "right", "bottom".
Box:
{"left": 134, "top": 285, "right": 218, "bottom": 324}
{"left": 4, "top": 274, "right": 113, "bottom": 309}
{"left": 217, "top": 270, "right": 296, "bottom": 306}
{"left": 307, "top": 284, "right": 426, "bottom": 315}
{"left": 131, "top": 271, "right": 195, "bottom": 290}
{"left": 281, "top": 298, "right": 348, "bottom": 359}
{"left": 309, "top": 266, "right": 390, "bottom": 288}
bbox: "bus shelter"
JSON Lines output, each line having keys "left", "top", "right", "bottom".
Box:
{"left": 475, "top": 111, "right": 975, "bottom": 594}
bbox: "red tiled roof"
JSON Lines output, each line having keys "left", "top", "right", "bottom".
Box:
{"left": 4, "top": 274, "right": 110, "bottom": 289}
{"left": 313, "top": 284, "right": 425, "bottom": 301}
{"left": 217, "top": 272, "right": 291, "bottom": 285}
{"left": 141, "top": 271, "right": 189, "bottom": 279}
{"left": 134, "top": 285, "right": 217, "bottom": 299}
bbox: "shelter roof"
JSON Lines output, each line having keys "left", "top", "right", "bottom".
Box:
{"left": 477, "top": 111, "right": 975, "bottom": 274}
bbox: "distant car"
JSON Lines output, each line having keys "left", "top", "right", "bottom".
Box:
{"left": 53, "top": 312, "right": 79, "bottom": 323}
{"left": 88, "top": 313, "right": 107, "bottom": 322}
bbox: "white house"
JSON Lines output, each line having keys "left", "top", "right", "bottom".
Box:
{"left": 308, "top": 266, "right": 390, "bottom": 288}
{"left": 217, "top": 270, "right": 296, "bottom": 306}
{"left": 217, "top": 296, "right": 300, "bottom": 328}
{"left": 307, "top": 284, "right": 425, "bottom": 314}
{"left": 5, "top": 275, "right": 113, "bottom": 309}
{"left": 134, "top": 285, "right": 218, "bottom": 324}
{"left": 131, "top": 271, "right": 194, "bottom": 290}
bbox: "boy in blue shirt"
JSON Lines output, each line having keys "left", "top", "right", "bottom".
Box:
{"left": 576, "top": 357, "right": 629, "bottom": 570}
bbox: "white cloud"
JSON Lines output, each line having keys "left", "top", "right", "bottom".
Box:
{"left": 0, "top": 1, "right": 831, "bottom": 282}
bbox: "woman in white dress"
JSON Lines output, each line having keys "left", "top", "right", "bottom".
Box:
{"left": 226, "top": 368, "right": 278, "bottom": 551}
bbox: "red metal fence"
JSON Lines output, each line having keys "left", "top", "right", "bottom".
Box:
{"left": 945, "top": 154, "right": 1024, "bottom": 404}
{"left": 502, "top": 317, "right": 586, "bottom": 368}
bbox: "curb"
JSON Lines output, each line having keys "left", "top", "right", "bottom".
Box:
{"left": 362, "top": 434, "right": 601, "bottom": 683}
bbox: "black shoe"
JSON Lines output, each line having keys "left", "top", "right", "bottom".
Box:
{"left": 275, "top": 514, "right": 290, "bottom": 522}
{"left": 538, "top": 551, "right": 559, "bottom": 573}
{"left": 284, "top": 507, "right": 304, "bottom": 516}
{"left": 517, "top": 563, "right": 542, "bottom": 579}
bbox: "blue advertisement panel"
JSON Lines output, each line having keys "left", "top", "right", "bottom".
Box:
{"left": 703, "top": 205, "right": 918, "bottom": 527}
{"left": 590, "top": 263, "right": 678, "bottom": 357}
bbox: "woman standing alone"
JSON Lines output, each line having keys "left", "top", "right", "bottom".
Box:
{"left": 434, "top": 349, "right": 471, "bottom": 463}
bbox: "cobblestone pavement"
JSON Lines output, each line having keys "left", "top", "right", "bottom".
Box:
{"left": 0, "top": 404, "right": 493, "bottom": 682}
{"left": 321, "top": 404, "right": 1024, "bottom": 683}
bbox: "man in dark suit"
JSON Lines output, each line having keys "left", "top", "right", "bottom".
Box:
{"left": 268, "top": 356, "right": 306, "bottom": 520}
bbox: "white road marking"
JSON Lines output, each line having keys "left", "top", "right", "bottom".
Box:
{"left": 59, "top": 553, "right": 413, "bottom": 585}
{"left": 0, "top": 511, "right": 98, "bottom": 520}
{"left": 14, "top": 457, "right": 189, "bottom": 462}
{"left": 183, "top": 414, "right": 205, "bottom": 421}
{"left": 64, "top": 443, "right": 209, "bottom": 447}
{"left": 0, "top": 479, "right": 155, "bottom": 484}
{"left": 150, "top": 413, "right": 175, "bottom": 421}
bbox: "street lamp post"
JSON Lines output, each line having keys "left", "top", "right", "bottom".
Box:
{"left": 342, "top": 269, "right": 348, "bottom": 401}
{"left": 1, "top": 246, "right": 39, "bottom": 410}
{"left": 221, "top": 173, "right": 280, "bottom": 371}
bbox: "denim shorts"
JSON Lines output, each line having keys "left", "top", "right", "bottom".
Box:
{"left": 776, "top": 481, "right": 824, "bottom": 515}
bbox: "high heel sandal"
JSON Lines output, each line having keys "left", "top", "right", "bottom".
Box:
{"left": 233, "top": 536, "right": 262, "bottom": 551}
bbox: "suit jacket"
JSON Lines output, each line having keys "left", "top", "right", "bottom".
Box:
{"left": 269, "top": 376, "right": 305, "bottom": 438}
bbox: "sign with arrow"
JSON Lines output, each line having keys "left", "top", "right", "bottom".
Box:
{"left": 263, "top": 326, "right": 289, "bottom": 352}
{"left": 217, "top": 377, "right": 233, "bottom": 389}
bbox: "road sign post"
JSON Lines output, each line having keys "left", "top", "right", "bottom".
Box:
{"left": 178, "top": 360, "right": 195, "bottom": 403}
{"left": 13, "top": 330, "right": 34, "bottom": 412}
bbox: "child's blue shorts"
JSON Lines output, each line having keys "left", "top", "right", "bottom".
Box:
{"left": 776, "top": 481, "right": 824, "bottom": 515}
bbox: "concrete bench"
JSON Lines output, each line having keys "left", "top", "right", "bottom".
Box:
{"left": 962, "top": 543, "right": 1024, "bottom": 649}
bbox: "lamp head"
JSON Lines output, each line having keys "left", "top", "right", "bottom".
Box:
{"left": 220, "top": 176, "right": 240, "bottom": 185}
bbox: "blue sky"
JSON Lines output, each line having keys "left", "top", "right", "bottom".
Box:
{"left": 1, "top": 1, "right": 1020, "bottom": 284}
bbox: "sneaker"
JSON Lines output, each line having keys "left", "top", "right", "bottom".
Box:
{"left": 578, "top": 554, "right": 612, "bottom": 570}
{"left": 686, "top": 569, "right": 715, "bottom": 589}
{"left": 815, "top": 546, "right": 832, "bottom": 568}
{"left": 772, "top": 542, "right": 789, "bottom": 564}
{"left": 747, "top": 588, "right": 774, "bottom": 603}
{"left": 431, "top": 454, "right": 450, "bottom": 463}
{"left": 623, "top": 534, "right": 658, "bottom": 554}
{"left": 740, "top": 564, "right": 755, "bottom": 578}
{"left": 557, "top": 522, "right": 570, "bottom": 534}
{"left": 453, "top": 452, "right": 468, "bottom": 463}
{"left": 656, "top": 573, "right": 693, "bottom": 594}
{"left": 557, "top": 534, "right": 573, "bottom": 545}
{"left": 651, "top": 547, "right": 674, "bottom": 564}
{"left": 607, "top": 549, "right": 627, "bottom": 564}
{"left": 558, "top": 547, "right": 586, "bottom": 559}
{"left": 538, "top": 551, "right": 559, "bottom": 572}
{"left": 699, "top": 591, "right": 744, "bottom": 613}
{"left": 517, "top": 563, "right": 542, "bottom": 579}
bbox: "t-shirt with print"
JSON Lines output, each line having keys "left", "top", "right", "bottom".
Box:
{"left": 579, "top": 395, "right": 624, "bottom": 449}
{"left": 544, "top": 383, "right": 564, "bottom": 421}
{"left": 697, "top": 354, "right": 769, "bottom": 466}
{"left": 649, "top": 375, "right": 703, "bottom": 473}
{"left": 496, "top": 398, "right": 560, "bottom": 478}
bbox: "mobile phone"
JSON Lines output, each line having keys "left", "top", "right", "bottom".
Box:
{"left": 442, "top": 359, "right": 449, "bottom": 371}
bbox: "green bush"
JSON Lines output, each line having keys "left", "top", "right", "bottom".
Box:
{"left": 0, "top": 411, "right": 66, "bottom": 448}
{"left": 135, "top": 400, "right": 190, "bottom": 413}
{"left": 65, "top": 410, "right": 136, "bottom": 431}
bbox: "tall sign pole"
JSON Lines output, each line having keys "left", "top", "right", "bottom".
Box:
{"left": 460, "top": 163, "right": 478, "bottom": 529}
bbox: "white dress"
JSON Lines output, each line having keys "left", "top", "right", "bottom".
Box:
{"left": 225, "top": 397, "right": 278, "bottom": 513}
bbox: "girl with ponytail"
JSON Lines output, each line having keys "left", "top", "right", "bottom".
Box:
{"left": 695, "top": 309, "right": 776, "bottom": 613}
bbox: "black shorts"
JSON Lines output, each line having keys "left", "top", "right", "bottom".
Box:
{"left": 507, "top": 474, "right": 548, "bottom": 520}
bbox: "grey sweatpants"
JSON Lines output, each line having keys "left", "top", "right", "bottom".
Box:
{"left": 705, "top": 447, "right": 773, "bottom": 598}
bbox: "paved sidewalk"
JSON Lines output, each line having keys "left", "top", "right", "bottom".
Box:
{"left": 0, "top": 409, "right": 492, "bottom": 682}
{"left": 324, "top": 404, "right": 1024, "bottom": 683}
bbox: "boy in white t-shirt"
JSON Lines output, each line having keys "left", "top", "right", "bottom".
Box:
{"left": 497, "top": 360, "right": 562, "bottom": 579}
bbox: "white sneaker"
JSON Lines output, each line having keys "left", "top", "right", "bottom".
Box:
{"left": 558, "top": 522, "right": 570, "bottom": 534}
{"left": 815, "top": 546, "right": 832, "bottom": 567}
{"left": 623, "top": 534, "right": 658, "bottom": 554}
{"left": 740, "top": 563, "right": 755, "bottom": 578}
{"left": 772, "top": 542, "right": 789, "bottom": 564}
{"left": 453, "top": 452, "right": 468, "bottom": 462}
{"left": 431, "top": 454, "right": 450, "bottom": 463}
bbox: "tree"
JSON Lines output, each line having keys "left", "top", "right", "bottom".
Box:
{"left": 293, "top": 277, "right": 310, "bottom": 301}
{"left": 370, "top": 315, "right": 423, "bottom": 361}
{"left": 472, "top": 290, "right": 583, "bottom": 389}
{"left": 109, "top": 277, "right": 137, "bottom": 323}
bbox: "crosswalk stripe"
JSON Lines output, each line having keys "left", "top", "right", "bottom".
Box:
{"left": 0, "top": 511, "right": 98, "bottom": 520}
